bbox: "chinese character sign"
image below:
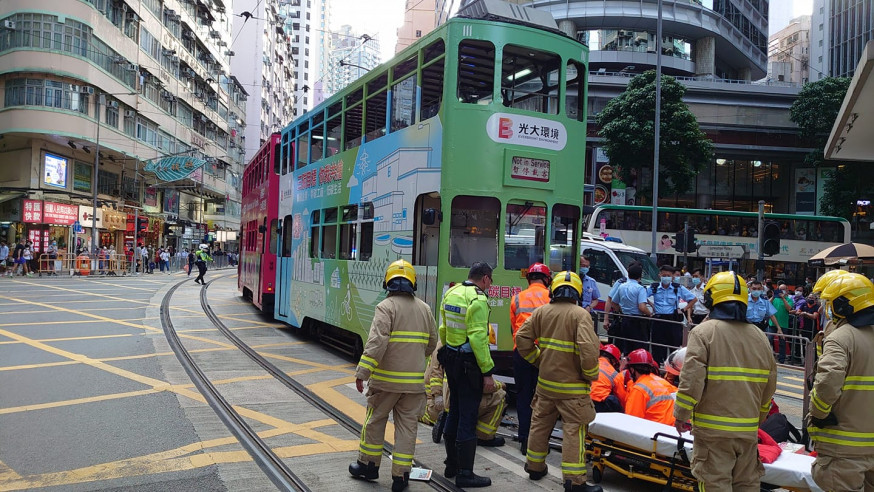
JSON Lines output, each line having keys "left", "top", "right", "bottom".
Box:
{"left": 510, "top": 156, "right": 550, "bottom": 182}
{"left": 144, "top": 156, "right": 207, "bottom": 182}
{"left": 43, "top": 202, "right": 78, "bottom": 226}
{"left": 22, "top": 200, "right": 43, "bottom": 223}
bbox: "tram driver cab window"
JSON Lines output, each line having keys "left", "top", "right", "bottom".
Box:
{"left": 449, "top": 195, "right": 499, "bottom": 268}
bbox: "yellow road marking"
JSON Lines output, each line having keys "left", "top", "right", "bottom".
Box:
{"left": 0, "top": 360, "right": 81, "bottom": 372}
{"left": 0, "top": 460, "right": 22, "bottom": 481}
{"left": 0, "top": 389, "right": 163, "bottom": 415}
{"left": 777, "top": 380, "right": 803, "bottom": 390}
{"left": 776, "top": 389, "right": 803, "bottom": 398}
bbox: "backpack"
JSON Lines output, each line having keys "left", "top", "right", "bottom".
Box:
{"left": 760, "top": 412, "right": 802, "bottom": 443}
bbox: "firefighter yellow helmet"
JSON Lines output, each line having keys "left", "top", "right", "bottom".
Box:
{"left": 820, "top": 273, "right": 874, "bottom": 320}
{"left": 703, "top": 271, "right": 748, "bottom": 309}
{"left": 812, "top": 269, "right": 850, "bottom": 295}
{"left": 383, "top": 259, "right": 416, "bottom": 290}
{"left": 550, "top": 271, "right": 583, "bottom": 298}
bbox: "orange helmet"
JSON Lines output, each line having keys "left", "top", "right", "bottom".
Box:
{"left": 600, "top": 344, "right": 621, "bottom": 362}
{"left": 527, "top": 262, "right": 551, "bottom": 279}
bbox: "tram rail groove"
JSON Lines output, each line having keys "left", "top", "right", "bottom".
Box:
{"left": 200, "top": 278, "right": 462, "bottom": 492}
{"left": 161, "top": 278, "right": 311, "bottom": 492}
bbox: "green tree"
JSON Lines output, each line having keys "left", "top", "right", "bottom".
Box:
{"left": 598, "top": 70, "right": 713, "bottom": 200}
{"left": 788, "top": 77, "right": 868, "bottom": 222}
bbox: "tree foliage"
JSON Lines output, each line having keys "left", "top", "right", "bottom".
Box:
{"left": 598, "top": 70, "right": 713, "bottom": 199}
{"left": 819, "top": 164, "right": 874, "bottom": 221}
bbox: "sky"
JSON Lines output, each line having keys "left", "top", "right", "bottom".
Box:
{"left": 769, "top": 0, "right": 814, "bottom": 36}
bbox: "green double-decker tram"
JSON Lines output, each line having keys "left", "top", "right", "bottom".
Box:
{"left": 275, "top": 6, "right": 589, "bottom": 375}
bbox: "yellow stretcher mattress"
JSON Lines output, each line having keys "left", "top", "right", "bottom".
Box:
{"left": 587, "top": 413, "right": 823, "bottom": 491}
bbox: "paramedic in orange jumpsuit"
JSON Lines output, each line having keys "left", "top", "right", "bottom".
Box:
{"left": 623, "top": 348, "right": 677, "bottom": 425}
{"left": 591, "top": 343, "right": 626, "bottom": 412}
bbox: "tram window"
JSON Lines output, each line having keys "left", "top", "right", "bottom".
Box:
{"left": 326, "top": 114, "right": 342, "bottom": 156}
{"left": 269, "top": 219, "right": 278, "bottom": 255}
{"left": 565, "top": 60, "right": 585, "bottom": 121}
{"left": 345, "top": 103, "right": 363, "bottom": 149}
{"left": 322, "top": 225, "right": 337, "bottom": 259}
{"left": 500, "top": 44, "right": 560, "bottom": 114}
{"left": 549, "top": 204, "right": 580, "bottom": 273}
{"left": 274, "top": 142, "right": 281, "bottom": 175}
{"left": 360, "top": 221, "right": 373, "bottom": 261}
{"left": 365, "top": 90, "right": 388, "bottom": 142}
{"left": 424, "top": 39, "right": 445, "bottom": 63}
{"left": 297, "top": 132, "right": 310, "bottom": 169}
{"left": 391, "top": 76, "right": 417, "bottom": 132}
{"left": 449, "top": 195, "right": 499, "bottom": 268}
{"left": 281, "top": 215, "right": 293, "bottom": 257}
{"left": 362, "top": 202, "right": 374, "bottom": 219}
{"left": 311, "top": 124, "right": 324, "bottom": 162}
{"left": 342, "top": 205, "right": 358, "bottom": 222}
{"left": 310, "top": 210, "right": 320, "bottom": 258}
{"left": 458, "top": 40, "right": 495, "bottom": 105}
{"left": 348, "top": 87, "right": 364, "bottom": 106}
{"left": 340, "top": 223, "right": 357, "bottom": 260}
{"left": 323, "top": 207, "right": 338, "bottom": 224}
{"left": 504, "top": 202, "right": 547, "bottom": 271}
{"left": 393, "top": 55, "right": 417, "bottom": 80}
{"left": 421, "top": 57, "right": 444, "bottom": 119}
{"left": 367, "top": 72, "right": 388, "bottom": 94}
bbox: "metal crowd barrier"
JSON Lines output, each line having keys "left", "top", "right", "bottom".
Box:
{"left": 33, "top": 252, "right": 237, "bottom": 277}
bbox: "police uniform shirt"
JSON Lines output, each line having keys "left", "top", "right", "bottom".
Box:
{"left": 580, "top": 275, "right": 601, "bottom": 309}
{"left": 608, "top": 279, "right": 623, "bottom": 301}
{"left": 616, "top": 279, "right": 648, "bottom": 315}
{"left": 649, "top": 283, "right": 696, "bottom": 315}
{"left": 746, "top": 296, "right": 777, "bottom": 323}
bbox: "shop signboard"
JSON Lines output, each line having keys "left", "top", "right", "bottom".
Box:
{"left": 163, "top": 189, "right": 179, "bottom": 215}
{"left": 73, "top": 162, "right": 92, "bottom": 193}
{"left": 144, "top": 156, "right": 207, "bottom": 182}
{"left": 43, "top": 153, "right": 68, "bottom": 189}
{"left": 144, "top": 187, "right": 158, "bottom": 208}
{"left": 22, "top": 200, "right": 43, "bottom": 223}
{"left": 78, "top": 205, "right": 104, "bottom": 228}
{"left": 43, "top": 202, "right": 78, "bottom": 226}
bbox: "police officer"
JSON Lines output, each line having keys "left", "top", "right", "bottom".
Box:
{"left": 674, "top": 272, "right": 777, "bottom": 492}
{"left": 604, "top": 263, "right": 651, "bottom": 353}
{"left": 437, "top": 262, "right": 494, "bottom": 488}
{"left": 808, "top": 273, "right": 874, "bottom": 491}
{"left": 746, "top": 279, "right": 784, "bottom": 360}
{"left": 193, "top": 244, "right": 212, "bottom": 285}
{"left": 649, "top": 265, "right": 696, "bottom": 362}
{"left": 350, "top": 260, "right": 438, "bottom": 492}
{"left": 516, "top": 271, "right": 602, "bottom": 492}
{"left": 510, "top": 262, "right": 551, "bottom": 455}
{"left": 578, "top": 256, "right": 601, "bottom": 316}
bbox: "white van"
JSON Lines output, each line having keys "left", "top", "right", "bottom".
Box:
{"left": 579, "top": 233, "right": 659, "bottom": 309}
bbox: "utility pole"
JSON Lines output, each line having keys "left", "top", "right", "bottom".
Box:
{"left": 757, "top": 200, "right": 765, "bottom": 281}
{"left": 91, "top": 94, "right": 104, "bottom": 267}
{"left": 683, "top": 220, "right": 689, "bottom": 271}
{"left": 649, "top": 0, "right": 664, "bottom": 258}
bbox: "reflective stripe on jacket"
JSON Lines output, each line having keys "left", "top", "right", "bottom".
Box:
{"left": 510, "top": 283, "right": 550, "bottom": 349}
{"left": 591, "top": 357, "right": 626, "bottom": 404}
{"left": 515, "top": 301, "right": 600, "bottom": 400}
{"left": 674, "top": 319, "right": 777, "bottom": 441}
{"left": 808, "top": 320, "right": 874, "bottom": 455}
{"left": 439, "top": 282, "right": 494, "bottom": 374}
{"left": 625, "top": 373, "right": 676, "bottom": 425}
{"left": 355, "top": 293, "right": 439, "bottom": 393}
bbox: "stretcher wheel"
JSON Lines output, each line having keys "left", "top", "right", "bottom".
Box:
{"left": 591, "top": 465, "right": 602, "bottom": 483}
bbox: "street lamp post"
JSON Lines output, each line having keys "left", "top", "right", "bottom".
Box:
{"left": 650, "top": 0, "right": 664, "bottom": 258}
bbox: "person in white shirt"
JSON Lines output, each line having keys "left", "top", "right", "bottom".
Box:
{"left": 0, "top": 240, "right": 9, "bottom": 277}
{"left": 690, "top": 269, "right": 710, "bottom": 324}
{"left": 160, "top": 249, "right": 170, "bottom": 274}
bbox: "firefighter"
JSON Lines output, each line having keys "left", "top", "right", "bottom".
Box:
{"left": 623, "top": 348, "right": 676, "bottom": 425}
{"left": 349, "top": 260, "right": 438, "bottom": 492}
{"left": 808, "top": 273, "right": 874, "bottom": 491}
{"left": 193, "top": 244, "right": 212, "bottom": 285}
{"left": 674, "top": 271, "right": 777, "bottom": 492}
{"left": 437, "top": 262, "right": 494, "bottom": 488}
{"left": 516, "top": 271, "right": 602, "bottom": 492}
{"left": 663, "top": 347, "right": 686, "bottom": 386}
{"left": 423, "top": 345, "right": 507, "bottom": 448}
{"left": 510, "top": 262, "right": 552, "bottom": 455}
{"left": 591, "top": 343, "right": 626, "bottom": 412}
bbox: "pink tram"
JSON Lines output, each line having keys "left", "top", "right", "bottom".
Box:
{"left": 239, "top": 133, "right": 280, "bottom": 313}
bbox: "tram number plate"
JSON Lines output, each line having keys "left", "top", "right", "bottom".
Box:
{"left": 511, "top": 157, "right": 550, "bottom": 182}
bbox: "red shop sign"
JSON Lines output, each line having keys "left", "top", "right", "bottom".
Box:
{"left": 22, "top": 200, "right": 43, "bottom": 223}
{"left": 43, "top": 201, "right": 78, "bottom": 226}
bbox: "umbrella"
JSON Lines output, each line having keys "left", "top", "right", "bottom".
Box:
{"left": 808, "top": 242, "right": 874, "bottom": 266}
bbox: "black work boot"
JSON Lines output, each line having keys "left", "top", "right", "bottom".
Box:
{"left": 524, "top": 462, "right": 548, "bottom": 481}
{"left": 432, "top": 411, "right": 448, "bottom": 444}
{"left": 477, "top": 436, "right": 506, "bottom": 447}
{"left": 455, "top": 439, "right": 491, "bottom": 488}
{"left": 443, "top": 434, "right": 458, "bottom": 478}
{"left": 391, "top": 472, "right": 409, "bottom": 492}
{"left": 564, "top": 479, "right": 603, "bottom": 492}
{"left": 348, "top": 460, "right": 379, "bottom": 480}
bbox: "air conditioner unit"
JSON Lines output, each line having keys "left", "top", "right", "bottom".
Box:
{"left": 4, "top": 20, "right": 16, "bottom": 30}
{"left": 125, "top": 63, "right": 138, "bottom": 71}
{"left": 125, "top": 12, "right": 137, "bottom": 22}
{"left": 107, "top": 100, "right": 119, "bottom": 109}
{"left": 113, "top": 55, "right": 126, "bottom": 64}
{"left": 80, "top": 86, "right": 95, "bottom": 95}
{"left": 225, "top": 50, "right": 235, "bottom": 57}
{"left": 182, "top": 31, "right": 195, "bottom": 40}
{"left": 162, "top": 48, "right": 176, "bottom": 56}
{"left": 125, "top": 110, "right": 137, "bottom": 117}
{"left": 170, "top": 55, "right": 179, "bottom": 64}
{"left": 229, "top": 141, "right": 236, "bottom": 148}
{"left": 194, "top": 91, "right": 205, "bottom": 99}
{"left": 200, "top": 114, "right": 209, "bottom": 122}
{"left": 209, "top": 30, "right": 220, "bottom": 39}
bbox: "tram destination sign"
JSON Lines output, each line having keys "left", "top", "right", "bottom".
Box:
{"left": 510, "top": 156, "right": 550, "bottom": 182}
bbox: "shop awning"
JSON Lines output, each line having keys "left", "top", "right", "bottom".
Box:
{"left": 0, "top": 191, "right": 25, "bottom": 205}
{"left": 825, "top": 41, "right": 874, "bottom": 162}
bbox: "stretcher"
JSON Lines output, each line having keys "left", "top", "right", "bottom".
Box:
{"left": 585, "top": 413, "right": 823, "bottom": 491}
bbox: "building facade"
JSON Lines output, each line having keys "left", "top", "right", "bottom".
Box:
{"left": 280, "top": 0, "right": 326, "bottom": 117}
{"left": 232, "top": 0, "right": 293, "bottom": 158}
{"left": 395, "top": 0, "right": 449, "bottom": 54}
{"left": 325, "top": 25, "right": 380, "bottom": 95}
{"left": 810, "top": 0, "right": 873, "bottom": 79}
{"left": 0, "top": 0, "right": 246, "bottom": 256}
{"left": 768, "top": 16, "right": 811, "bottom": 85}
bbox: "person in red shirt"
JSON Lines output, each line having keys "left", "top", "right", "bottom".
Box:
{"left": 624, "top": 348, "right": 677, "bottom": 425}
{"left": 591, "top": 344, "right": 626, "bottom": 412}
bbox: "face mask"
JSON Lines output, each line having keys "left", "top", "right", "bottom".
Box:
{"left": 691, "top": 277, "right": 701, "bottom": 286}
{"left": 579, "top": 267, "right": 589, "bottom": 275}
{"left": 751, "top": 290, "right": 762, "bottom": 298}
{"left": 795, "top": 291, "right": 802, "bottom": 296}
{"left": 661, "top": 276, "right": 672, "bottom": 285}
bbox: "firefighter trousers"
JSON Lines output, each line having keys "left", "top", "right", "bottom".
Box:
{"left": 358, "top": 389, "right": 425, "bottom": 476}
{"left": 691, "top": 436, "right": 764, "bottom": 492}
{"left": 526, "top": 394, "right": 593, "bottom": 486}
{"left": 812, "top": 453, "right": 874, "bottom": 491}
{"left": 421, "top": 381, "right": 505, "bottom": 439}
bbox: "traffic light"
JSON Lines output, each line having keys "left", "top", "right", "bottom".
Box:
{"left": 137, "top": 217, "right": 149, "bottom": 233}
{"left": 686, "top": 229, "right": 697, "bottom": 252}
{"left": 762, "top": 221, "right": 781, "bottom": 256}
{"left": 674, "top": 231, "right": 686, "bottom": 253}
{"left": 163, "top": 223, "right": 172, "bottom": 236}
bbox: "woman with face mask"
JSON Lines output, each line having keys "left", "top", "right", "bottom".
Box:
{"left": 746, "top": 280, "right": 785, "bottom": 363}
{"left": 689, "top": 269, "right": 710, "bottom": 324}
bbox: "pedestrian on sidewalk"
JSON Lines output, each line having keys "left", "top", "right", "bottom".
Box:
{"left": 187, "top": 249, "right": 195, "bottom": 276}
{"left": 0, "top": 240, "right": 9, "bottom": 277}
{"left": 160, "top": 248, "right": 170, "bottom": 274}
{"left": 193, "top": 244, "right": 212, "bottom": 284}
